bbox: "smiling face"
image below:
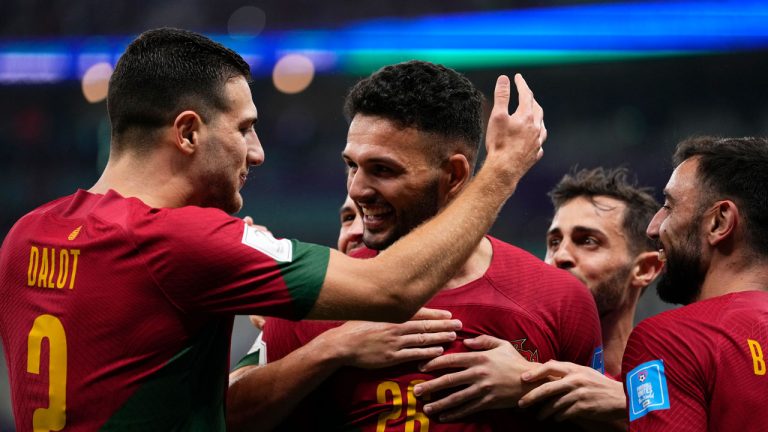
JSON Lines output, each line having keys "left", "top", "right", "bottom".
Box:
{"left": 647, "top": 158, "right": 707, "bottom": 305}
{"left": 195, "top": 76, "right": 264, "bottom": 214}
{"left": 338, "top": 194, "right": 365, "bottom": 255}
{"left": 343, "top": 114, "right": 446, "bottom": 250}
{"left": 545, "top": 195, "right": 635, "bottom": 317}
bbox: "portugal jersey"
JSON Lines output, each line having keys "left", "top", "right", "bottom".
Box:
{"left": 0, "top": 189, "right": 329, "bottom": 431}
{"left": 622, "top": 291, "right": 768, "bottom": 431}
{"left": 250, "top": 236, "right": 602, "bottom": 431}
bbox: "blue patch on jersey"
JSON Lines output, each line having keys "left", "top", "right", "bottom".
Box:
{"left": 626, "top": 359, "right": 670, "bottom": 421}
{"left": 591, "top": 346, "right": 605, "bottom": 374}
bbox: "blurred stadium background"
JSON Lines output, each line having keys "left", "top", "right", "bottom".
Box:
{"left": 2, "top": 0, "right": 768, "bottom": 428}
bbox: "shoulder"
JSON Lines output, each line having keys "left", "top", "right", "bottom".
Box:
{"left": 624, "top": 301, "right": 727, "bottom": 375}
{"left": 487, "top": 237, "right": 581, "bottom": 285}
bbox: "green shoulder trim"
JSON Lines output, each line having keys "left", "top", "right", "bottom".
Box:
{"left": 281, "top": 240, "right": 329, "bottom": 318}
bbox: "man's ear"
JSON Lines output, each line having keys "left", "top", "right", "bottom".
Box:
{"left": 631, "top": 251, "right": 664, "bottom": 290}
{"left": 443, "top": 153, "right": 471, "bottom": 200}
{"left": 173, "top": 110, "right": 203, "bottom": 155}
{"left": 706, "top": 200, "right": 738, "bottom": 247}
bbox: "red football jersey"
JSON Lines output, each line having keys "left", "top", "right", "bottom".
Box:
{"left": 622, "top": 291, "right": 768, "bottom": 431}
{"left": 0, "top": 189, "right": 329, "bottom": 431}
{"left": 259, "top": 236, "right": 602, "bottom": 431}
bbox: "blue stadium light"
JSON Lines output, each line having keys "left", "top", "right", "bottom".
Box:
{"left": 1, "top": 0, "right": 767, "bottom": 84}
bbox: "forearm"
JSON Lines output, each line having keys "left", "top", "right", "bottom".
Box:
{"left": 226, "top": 335, "right": 343, "bottom": 431}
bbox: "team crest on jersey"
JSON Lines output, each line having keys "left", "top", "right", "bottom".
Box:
{"left": 627, "top": 359, "right": 670, "bottom": 421}
{"left": 242, "top": 225, "right": 294, "bottom": 262}
{"left": 510, "top": 338, "right": 539, "bottom": 362}
{"left": 68, "top": 225, "right": 82, "bottom": 241}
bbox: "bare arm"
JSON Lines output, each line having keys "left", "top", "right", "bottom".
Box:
{"left": 226, "top": 309, "right": 461, "bottom": 431}
{"left": 518, "top": 361, "right": 627, "bottom": 431}
{"left": 309, "top": 74, "right": 546, "bottom": 321}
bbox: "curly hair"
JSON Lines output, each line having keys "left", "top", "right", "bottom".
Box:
{"left": 549, "top": 167, "right": 659, "bottom": 255}
{"left": 108, "top": 28, "right": 251, "bottom": 153}
{"left": 343, "top": 60, "right": 483, "bottom": 168}
{"left": 674, "top": 136, "right": 768, "bottom": 257}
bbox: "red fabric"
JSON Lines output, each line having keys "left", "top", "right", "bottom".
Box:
{"left": 623, "top": 291, "right": 768, "bottom": 431}
{"left": 0, "top": 189, "right": 326, "bottom": 430}
{"left": 264, "top": 236, "right": 602, "bottom": 431}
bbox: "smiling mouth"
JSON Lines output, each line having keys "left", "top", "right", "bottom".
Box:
{"left": 655, "top": 239, "right": 667, "bottom": 262}
{"left": 359, "top": 205, "right": 393, "bottom": 229}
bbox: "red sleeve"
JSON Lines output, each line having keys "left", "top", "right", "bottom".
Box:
{"left": 261, "top": 318, "right": 305, "bottom": 362}
{"left": 622, "top": 313, "right": 709, "bottom": 431}
{"left": 133, "top": 206, "right": 329, "bottom": 319}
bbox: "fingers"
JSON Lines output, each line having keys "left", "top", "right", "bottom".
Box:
{"left": 242, "top": 216, "right": 254, "bottom": 225}
{"left": 512, "top": 73, "right": 534, "bottom": 117}
{"left": 411, "top": 307, "right": 452, "bottom": 320}
{"left": 248, "top": 315, "right": 266, "bottom": 329}
{"left": 421, "top": 384, "right": 484, "bottom": 418}
{"left": 492, "top": 75, "right": 511, "bottom": 116}
{"left": 413, "top": 368, "right": 476, "bottom": 397}
{"left": 391, "top": 346, "right": 446, "bottom": 364}
{"left": 429, "top": 394, "right": 488, "bottom": 422}
{"left": 398, "top": 331, "right": 457, "bottom": 348}
{"left": 521, "top": 360, "right": 573, "bottom": 383}
{"left": 419, "top": 351, "right": 477, "bottom": 373}
{"left": 518, "top": 379, "right": 571, "bottom": 408}
{"left": 396, "top": 319, "right": 461, "bottom": 336}
{"left": 463, "top": 334, "right": 507, "bottom": 350}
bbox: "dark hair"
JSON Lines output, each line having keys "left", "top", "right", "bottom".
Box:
{"left": 107, "top": 28, "right": 251, "bottom": 152}
{"left": 674, "top": 136, "right": 768, "bottom": 256}
{"left": 549, "top": 167, "right": 659, "bottom": 255}
{"left": 343, "top": 60, "right": 483, "bottom": 167}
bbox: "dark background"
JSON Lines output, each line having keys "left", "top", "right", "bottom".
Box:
{"left": 2, "top": 1, "right": 767, "bottom": 428}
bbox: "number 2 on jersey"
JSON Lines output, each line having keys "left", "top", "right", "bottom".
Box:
{"left": 27, "top": 314, "right": 67, "bottom": 431}
{"left": 377, "top": 379, "right": 429, "bottom": 432}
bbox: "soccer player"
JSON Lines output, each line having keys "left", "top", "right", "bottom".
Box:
{"left": 338, "top": 194, "right": 365, "bottom": 255}
{"left": 517, "top": 167, "right": 662, "bottom": 430}
{"left": 0, "top": 29, "right": 547, "bottom": 431}
{"left": 622, "top": 136, "right": 768, "bottom": 431}
{"left": 410, "top": 168, "right": 663, "bottom": 431}
{"left": 227, "top": 60, "right": 601, "bottom": 431}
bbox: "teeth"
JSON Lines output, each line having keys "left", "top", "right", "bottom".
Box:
{"left": 361, "top": 206, "right": 390, "bottom": 217}
{"left": 658, "top": 249, "right": 666, "bottom": 262}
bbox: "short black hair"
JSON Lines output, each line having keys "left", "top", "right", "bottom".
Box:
{"left": 549, "top": 167, "right": 659, "bottom": 255}
{"left": 674, "top": 136, "right": 768, "bottom": 257}
{"left": 343, "top": 60, "right": 483, "bottom": 167}
{"left": 107, "top": 28, "right": 251, "bottom": 153}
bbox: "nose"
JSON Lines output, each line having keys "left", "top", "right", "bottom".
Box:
{"left": 347, "top": 168, "right": 374, "bottom": 203}
{"left": 548, "top": 242, "right": 575, "bottom": 270}
{"left": 646, "top": 208, "right": 664, "bottom": 240}
{"left": 247, "top": 134, "right": 265, "bottom": 167}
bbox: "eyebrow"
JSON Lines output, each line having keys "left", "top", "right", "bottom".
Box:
{"left": 340, "top": 152, "right": 402, "bottom": 167}
{"left": 547, "top": 225, "right": 606, "bottom": 237}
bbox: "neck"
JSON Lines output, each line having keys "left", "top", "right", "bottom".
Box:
{"left": 90, "top": 151, "right": 192, "bottom": 209}
{"left": 442, "top": 236, "right": 492, "bottom": 290}
{"left": 698, "top": 254, "right": 768, "bottom": 301}
{"left": 600, "top": 301, "right": 637, "bottom": 376}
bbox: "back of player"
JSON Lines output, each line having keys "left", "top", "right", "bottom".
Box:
{"left": 623, "top": 291, "right": 768, "bottom": 431}
{"left": 0, "top": 190, "right": 327, "bottom": 431}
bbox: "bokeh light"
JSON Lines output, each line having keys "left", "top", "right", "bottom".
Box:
{"left": 81, "top": 62, "right": 113, "bottom": 103}
{"left": 272, "top": 54, "right": 315, "bottom": 94}
{"left": 227, "top": 6, "right": 267, "bottom": 38}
